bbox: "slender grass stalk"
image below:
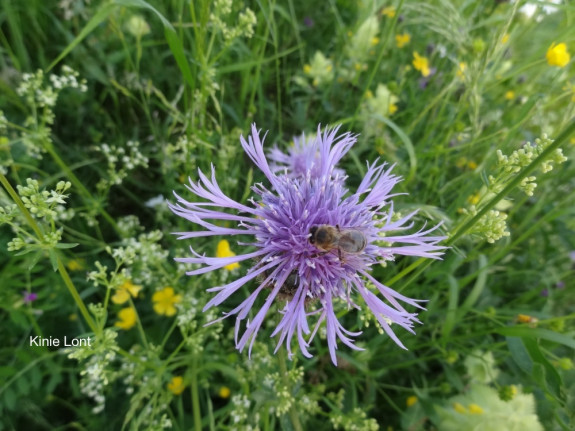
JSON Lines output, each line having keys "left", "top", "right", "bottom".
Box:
{"left": 191, "top": 356, "right": 202, "bottom": 431}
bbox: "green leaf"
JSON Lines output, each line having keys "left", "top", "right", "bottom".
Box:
{"left": 506, "top": 336, "right": 533, "bottom": 374}
{"left": 522, "top": 337, "right": 564, "bottom": 401}
{"left": 49, "top": 250, "right": 58, "bottom": 272}
{"left": 377, "top": 116, "right": 417, "bottom": 183}
{"left": 55, "top": 242, "right": 79, "bottom": 249}
{"left": 441, "top": 275, "right": 459, "bottom": 342}
{"left": 497, "top": 327, "right": 575, "bottom": 350}
{"left": 15, "top": 374, "right": 29, "bottom": 397}
{"left": 2, "top": 388, "right": 16, "bottom": 411}
{"left": 460, "top": 254, "right": 487, "bottom": 310}
{"left": 26, "top": 251, "right": 43, "bottom": 272}
{"left": 48, "top": 3, "right": 117, "bottom": 71}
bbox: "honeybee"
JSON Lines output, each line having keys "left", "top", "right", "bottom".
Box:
{"left": 255, "top": 258, "right": 304, "bottom": 302}
{"left": 309, "top": 224, "right": 367, "bottom": 260}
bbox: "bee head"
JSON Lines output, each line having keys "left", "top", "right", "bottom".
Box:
{"left": 309, "top": 225, "right": 318, "bottom": 244}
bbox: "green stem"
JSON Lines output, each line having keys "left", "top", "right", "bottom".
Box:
{"left": 57, "top": 258, "right": 97, "bottom": 332}
{"left": 0, "top": 174, "right": 44, "bottom": 238}
{"left": 131, "top": 298, "right": 149, "bottom": 350}
{"left": 277, "top": 347, "right": 303, "bottom": 431}
{"left": 191, "top": 355, "right": 202, "bottom": 431}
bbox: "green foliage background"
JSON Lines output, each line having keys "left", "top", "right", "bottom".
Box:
{"left": 0, "top": 0, "right": 574, "bottom": 430}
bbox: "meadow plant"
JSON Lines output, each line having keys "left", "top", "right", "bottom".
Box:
{"left": 1, "top": 0, "right": 574, "bottom": 430}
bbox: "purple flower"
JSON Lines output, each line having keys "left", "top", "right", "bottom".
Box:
{"left": 23, "top": 291, "right": 38, "bottom": 304}
{"left": 169, "top": 124, "right": 446, "bottom": 365}
{"left": 303, "top": 16, "right": 314, "bottom": 28}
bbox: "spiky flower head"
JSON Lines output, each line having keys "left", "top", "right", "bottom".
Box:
{"left": 268, "top": 131, "right": 344, "bottom": 180}
{"left": 169, "top": 124, "right": 446, "bottom": 365}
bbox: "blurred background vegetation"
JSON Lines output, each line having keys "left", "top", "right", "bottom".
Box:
{"left": 0, "top": 0, "right": 574, "bottom": 429}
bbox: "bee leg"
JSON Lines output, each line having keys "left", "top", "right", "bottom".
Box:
{"left": 338, "top": 248, "right": 343, "bottom": 263}
{"left": 336, "top": 224, "right": 341, "bottom": 232}
{"left": 311, "top": 251, "right": 330, "bottom": 258}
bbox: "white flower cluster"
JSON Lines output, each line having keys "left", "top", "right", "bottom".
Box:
{"left": 7, "top": 67, "right": 86, "bottom": 158}
{"left": 461, "top": 207, "right": 510, "bottom": 244}
{"left": 493, "top": 135, "right": 568, "bottom": 196}
{"left": 121, "top": 230, "right": 168, "bottom": 284}
{"left": 230, "top": 394, "right": 251, "bottom": 424}
{"left": 210, "top": 0, "right": 257, "bottom": 42}
{"left": 58, "top": 0, "right": 91, "bottom": 21}
{"left": 96, "top": 140, "right": 149, "bottom": 190}
{"left": 17, "top": 179, "right": 72, "bottom": 222}
{"left": 330, "top": 407, "right": 380, "bottom": 431}
{"left": 17, "top": 66, "right": 87, "bottom": 109}
{"left": 68, "top": 329, "right": 119, "bottom": 415}
{"left": 176, "top": 291, "right": 223, "bottom": 354}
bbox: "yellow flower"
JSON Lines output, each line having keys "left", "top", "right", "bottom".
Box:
{"left": 517, "top": 314, "right": 535, "bottom": 324}
{"left": 388, "top": 102, "right": 398, "bottom": 115}
{"left": 505, "top": 90, "right": 515, "bottom": 100}
{"left": 152, "top": 287, "right": 182, "bottom": 316}
{"left": 395, "top": 33, "right": 410, "bottom": 48}
{"left": 216, "top": 239, "right": 240, "bottom": 270}
{"left": 406, "top": 396, "right": 418, "bottom": 407}
{"left": 468, "top": 403, "right": 484, "bottom": 414}
{"left": 467, "top": 160, "right": 477, "bottom": 170}
{"left": 115, "top": 307, "right": 137, "bottom": 330}
{"left": 111, "top": 280, "right": 142, "bottom": 305}
{"left": 546, "top": 42, "right": 570, "bottom": 68}
{"left": 456, "top": 62, "right": 466, "bottom": 79}
{"left": 303, "top": 64, "right": 311, "bottom": 74}
{"left": 219, "top": 386, "right": 231, "bottom": 399}
{"left": 167, "top": 376, "right": 185, "bottom": 395}
{"left": 381, "top": 6, "right": 396, "bottom": 18}
{"left": 501, "top": 33, "right": 509, "bottom": 44}
{"left": 510, "top": 385, "right": 518, "bottom": 397}
{"left": 412, "top": 52, "right": 431, "bottom": 77}
{"left": 467, "top": 193, "right": 480, "bottom": 205}
{"left": 371, "top": 37, "right": 380, "bottom": 46}
{"left": 67, "top": 259, "right": 86, "bottom": 271}
{"left": 453, "top": 402, "right": 467, "bottom": 414}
